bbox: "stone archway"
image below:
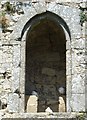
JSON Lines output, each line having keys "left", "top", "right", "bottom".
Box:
{"left": 25, "top": 13, "right": 66, "bottom": 113}
{"left": 8, "top": 2, "right": 86, "bottom": 113}
{"left": 19, "top": 11, "right": 71, "bottom": 113}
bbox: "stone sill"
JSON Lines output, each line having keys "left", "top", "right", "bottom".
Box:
{"left": 1, "top": 112, "right": 85, "bottom": 119}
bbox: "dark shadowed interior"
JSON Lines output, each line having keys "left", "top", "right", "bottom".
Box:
{"left": 25, "top": 18, "right": 66, "bottom": 112}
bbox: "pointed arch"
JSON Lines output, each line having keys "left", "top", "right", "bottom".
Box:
{"left": 19, "top": 11, "right": 72, "bottom": 112}
{"left": 20, "top": 11, "right": 71, "bottom": 40}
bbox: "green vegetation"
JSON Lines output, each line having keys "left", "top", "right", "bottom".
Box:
{"left": 80, "top": 11, "right": 87, "bottom": 26}
{"left": 0, "top": 1, "right": 15, "bottom": 32}
{"left": 76, "top": 113, "right": 86, "bottom": 120}
{"left": 4, "top": 2, "right": 16, "bottom": 13}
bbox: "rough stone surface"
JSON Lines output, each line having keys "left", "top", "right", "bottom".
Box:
{"left": 7, "top": 93, "right": 19, "bottom": 113}
{"left": 0, "top": 112, "right": 83, "bottom": 119}
{"left": 71, "top": 94, "right": 85, "bottom": 112}
{"left": 72, "top": 74, "right": 85, "bottom": 94}
{"left": 0, "top": 0, "right": 86, "bottom": 119}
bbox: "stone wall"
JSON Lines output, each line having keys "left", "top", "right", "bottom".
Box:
{"left": 0, "top": 0, "right": 87, "bottom": 119}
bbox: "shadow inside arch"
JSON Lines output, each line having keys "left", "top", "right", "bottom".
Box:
{"left": 20, "top": 11, "right": 71, "bottom": 40}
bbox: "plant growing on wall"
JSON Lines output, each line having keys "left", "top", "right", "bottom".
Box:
{"left": 76, "top": 113, "right": 86, "bottom": 120}
{"left": 4, "top": 2, "right": 16, "bottom": 13}
{"left": 1, "top": 1, "right": 24, "bottom": 15}
{"left": 0, "top": 12, "right": 9, "bottom": 32}
{"left": 1, "top": 2, "right": 16, "bottom": 14}
{"left": 80, "top": 11, "right": 87, "bottom": 26}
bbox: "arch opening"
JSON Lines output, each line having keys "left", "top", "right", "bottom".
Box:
{"left": 25, "top": 18, "right": 66, "bottom": 113}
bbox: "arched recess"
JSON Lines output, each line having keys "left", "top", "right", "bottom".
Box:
{"left": 20, "top": 11, "right": 71, "bottom": 113}
{"left": 21, "top": 11, "right": 71, "bottom": 40}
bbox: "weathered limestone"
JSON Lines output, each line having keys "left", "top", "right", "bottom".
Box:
{"left": 0, "top": 0, "right": 86, "bottom": 119}
{"left": 71, "top": 94, "right": 85, "bottom": 112}
{"left": 0, "top": 112, "right": 83, "bottom": 120}
{"left": 7, "top": 93, "right": 19, "bottom": 112}
{"left": 72, "top": 74, "right": 85, "bottom": 94}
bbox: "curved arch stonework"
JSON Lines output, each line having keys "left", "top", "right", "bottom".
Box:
{"left": 20, "top": 11, "right": 71, "bottom": 40}
{"left": 19, "top": 11, "right": 72, "bottom": 112}
{"left": 9, "top": 2, "right": 86, "bottom": 113}
{"left": 11, "top": 3, "right": 73, "bottom": 40}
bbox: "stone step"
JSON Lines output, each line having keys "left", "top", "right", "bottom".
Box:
{"left": 0, "top": 118, "right": 79, "bottom": 120}
{"left": 1, "top": 112, "right": 86, "bottom": 120}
